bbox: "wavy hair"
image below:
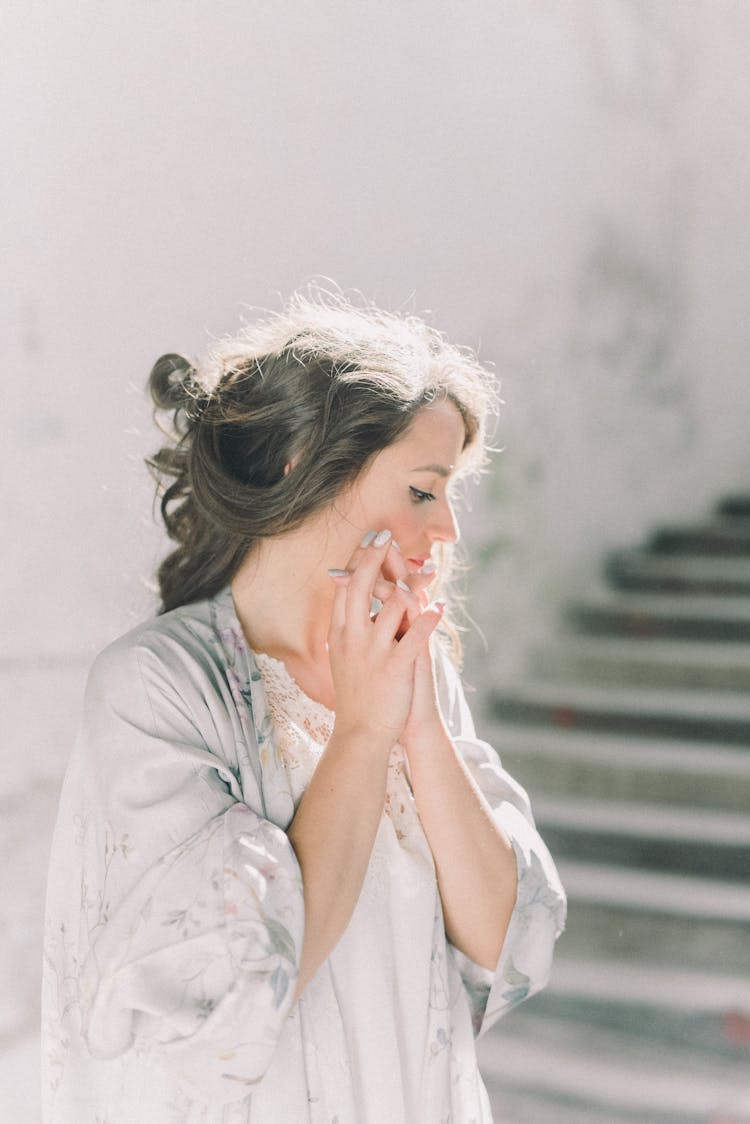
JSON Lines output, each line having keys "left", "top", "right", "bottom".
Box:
{"left": 146, "top": 287, "right": 500, "bottom": 660}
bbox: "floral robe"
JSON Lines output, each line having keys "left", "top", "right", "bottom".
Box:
{"left": 41, "top": 586, "right": 566, "bottom": 1123}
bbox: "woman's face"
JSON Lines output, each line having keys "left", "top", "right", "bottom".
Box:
{"left": 332, "top": 398, "right": 466, "bottom": 572}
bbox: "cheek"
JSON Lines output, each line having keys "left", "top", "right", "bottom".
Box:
{"left": 390, "top": 505, "right": 423, "bottom": 543}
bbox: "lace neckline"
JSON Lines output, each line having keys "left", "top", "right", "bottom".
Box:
{"left": 252, "top": 649, "right": 335, "bottom": 724}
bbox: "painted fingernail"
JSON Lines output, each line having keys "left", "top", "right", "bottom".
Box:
{"left": 369, "top": 596, "right": 383, "bottom": 617}
{"left": 430, "top": 598, "right": 447, "bottom": 613}
{"left": 419, "top": 559, "right": 437, "bottom": 574}
{"left": 391, "top": 540, "right": 401, "bottom": 553}
{"left": 373, "top": 528, "right": 392, "bottom": 547}
{"left": 396, "top": 579, "right": 410, "bottom": 592}
{"left": 327, "top": 568, "right": 348, "bottom": 578}
{"left": 360, "top": 530, "right": 377, "bottom": 547}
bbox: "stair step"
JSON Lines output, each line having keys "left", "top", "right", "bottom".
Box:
{"left": 557, "top": 861, "right": 750, "bottom": 973}
{"left": 567, "top": 588, "right": 750, "bottom": 641}
{"left": 479, "top": 1011, "right": 750, "bottom": 1123}
{"left": 717, "top": 494, "right": 750, "bottom": 520}
{"left": 561, "top": 860, "right": 750, "bottom": 920}
{"left": 533, "top": 957, "right": 750, "bottom": 1062}
{"left": 533, "top": 796, "right": 750, "bottom": 880}
{"left": 480, "top": 1087, "right": 698, "bottom": 1124}
{"left": 649, "top": 520, "right": 750, "bottom": 555}
{"left": 550, "top": 955, "right": 750, "bottom": 1016}
{"left": 530, "top": 635, "right": 750, "bottom": 692}
{"left": 606, "top": 548, "right": 750, "bottom": 595}
{"left": 475, "top": 492, "right": 750, "bottom": 1122}
{"left": 490, "top": 679, "right": 750, "bottom": 745}
{"left": 485, "top": 723, "right": 750, "bottom": 811}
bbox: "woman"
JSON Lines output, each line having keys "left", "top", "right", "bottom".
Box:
{"left": 42, "top": 290, "right": 566, "bottom": 1123}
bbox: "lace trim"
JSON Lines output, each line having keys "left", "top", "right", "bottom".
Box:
{"left": 253, "top": 650, "right": 420, "bottom": 840}
{"left": 253, "top": 651, "right": 335, "bottom": 748}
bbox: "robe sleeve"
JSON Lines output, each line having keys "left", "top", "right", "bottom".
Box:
{"left": 74, "top": 635, "right": 305, "bottom": 1105}
{"left": 433, "top": 643, "right": 567, "bottom": 1039}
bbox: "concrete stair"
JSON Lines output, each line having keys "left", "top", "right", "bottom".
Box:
{"left": 488, "top": 725, "right": 750, "bottom": 811}
{"left": 534, "top": 796, "right": 750, "bottom": 881}
{"left": 491, "top": 679, "right": 750, "bottom": 744}
{"left": 479, "top": 1011, "right": 750, "bottom": 1123}
{"left": 479, "top": 492, "right": 750, "bottom": 1122}
{"left": 566, "top": 589, "right": 750, "bottom": 642}
{"left": 530, "top": 637, "right": 750, "bottom": 693}
{"left": 605, "top": 550, "right": 750, "bottom": 596}
{"left": 648, "top": 519, "right": 750, "bottom": 555}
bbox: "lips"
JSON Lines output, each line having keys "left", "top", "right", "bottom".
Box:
{"left": 407, "top": 557, "right": 435, "bottom": 574}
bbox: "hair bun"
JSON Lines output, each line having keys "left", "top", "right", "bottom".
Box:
{"left": 148, "top": 352, "right": 205, "bottom": 413}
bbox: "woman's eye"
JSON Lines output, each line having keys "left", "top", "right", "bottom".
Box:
{"left": 409, "top": 486, "right": 436, "bottom": 504}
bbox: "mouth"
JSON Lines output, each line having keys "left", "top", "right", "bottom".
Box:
{"left": 407, "top": 557, "right": 428, "bottom": 572}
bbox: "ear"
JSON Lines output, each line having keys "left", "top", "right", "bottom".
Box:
{"left": 283, "top": 451, "right": 302, "bottom": 477}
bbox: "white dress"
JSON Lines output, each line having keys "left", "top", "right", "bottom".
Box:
{"left": 41, "top": 586, "right": 567, "bottom": 1123}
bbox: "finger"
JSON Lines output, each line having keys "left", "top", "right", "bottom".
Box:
{"left": 378, "top": 539, "right": 409, "bottom": 584}
{"left": 392, "top": 600, "right": 446, "bottom": 665}
{"left": 370, "top": 583, "right": 416, "bottom": 646}
{"left": 408, "top": 566, "right": 438, "bottom": 594}
{"left": 328, "top": 573, "right": 350, "bottom": 634}
{"left": 329, "top": 570, "right": 419, "bottom": 641}
{"left": 328, "top": 570, "right": 405, "bottom": 608}
{"left": 340, "top": 528, "right": 385, "bottom": 573}
{"left": 328, "top": 569, "right": 385, "bottom": 629}
{"left": 373, "top": 544, "right": 435, "bottom": 616}
{"left": 371, "top": 575, "right": 421, "bottom": 633}
{"left": 395, "top": 580, "right": 422, "bottom": 629}
{"left": 403, "top": 572, "right": 437, "bottom": 611}
{"left": 346, "top": 529, "right": 395, "bottom": 630}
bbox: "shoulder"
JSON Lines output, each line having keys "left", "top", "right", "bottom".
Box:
{"left": 85, "top": 596, "right": 227, "bottom": 709}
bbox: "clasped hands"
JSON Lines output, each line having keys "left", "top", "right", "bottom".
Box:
{"left": 326, "top": 529, "right": 450, "bottom": 753}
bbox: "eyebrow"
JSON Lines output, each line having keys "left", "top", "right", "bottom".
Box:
{"left": 410, "top": 463, "right": 453, "bottom": 477}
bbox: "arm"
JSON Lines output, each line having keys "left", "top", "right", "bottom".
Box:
{"left": 71, "top": 638, "right": 306, "bottom": 1105}
{"left": 288, "top": 529, "right": 444, "bottom": 1000}
{"left": 287, "top": 726, "right": 391, "bottom": 1001}
{"left": 401, "top": 709, "right": 518, "bottom": 970}
{"left": 402, "top": 641, "right": 567, "bottom": 1036}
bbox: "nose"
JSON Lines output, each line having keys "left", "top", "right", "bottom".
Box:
{"left": 429, "top": 495, "right": 461, "bottom": 545}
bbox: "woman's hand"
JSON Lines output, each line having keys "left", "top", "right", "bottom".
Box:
{"left": 362, "top": 536, "right": 447, "bottom": 744}
{"left": 327, "top": 531, "right": 444, "bottom": 747}
{"left": 400, "top": 646, "right": 448, "bottom": 753}
{"left": 379, "top": 541, "right": 438, "bottom": 616}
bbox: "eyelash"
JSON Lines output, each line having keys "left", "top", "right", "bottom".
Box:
{"left": 409, "top": 486, "right": 436, "bottom": 504}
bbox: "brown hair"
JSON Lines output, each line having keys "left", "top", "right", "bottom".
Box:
{"left": 146, "top": 287, "right": 499, "bottom": 657}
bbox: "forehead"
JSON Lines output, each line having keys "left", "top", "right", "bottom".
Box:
{"left": 390, "top": 399, "right": 467, "bottom": 465}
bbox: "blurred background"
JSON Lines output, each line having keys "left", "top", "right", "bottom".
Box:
{"left": 3, "top": 1, "right": 750, "bottom": 1120}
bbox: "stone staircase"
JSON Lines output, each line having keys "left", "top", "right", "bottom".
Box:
{"left": 476, "top": 493, "right": 750, "bottom": 1123}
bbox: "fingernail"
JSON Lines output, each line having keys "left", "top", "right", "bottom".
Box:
{"left": 360, "top": 530, "right": 377, "bottom": 547}
{"left": 396, "top": 579, "right": 410, "bottom": 591}
{"left": 430, "top": 598, "right": 446, "bottom": 613}
{"left": 327, "top": 568, "right": 348, "bottom": 578}
{"left": 391, "top": 540, "right": 401, "bottom": 553}
{"left": 369, "top": 596, "right": 383, "bottom": 617}
{"left": 373, "top": 529, "right": 392, "bottom": 547}
{"left": 419, "top": 559, "right": 437, "bottom": 574}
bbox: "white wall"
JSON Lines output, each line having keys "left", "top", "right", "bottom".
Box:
{"left": 3, "top": 2, "right": 750, "bottom": 1117}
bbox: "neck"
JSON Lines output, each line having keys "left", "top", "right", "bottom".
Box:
{"left": 229, "top": 516, "right": 342, "bottom": 665}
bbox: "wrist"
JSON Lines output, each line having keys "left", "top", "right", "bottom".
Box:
{"left": 402, "top": 718, "right": 453, "bottom": 757}
{"left": 329, "top": 720, "right": 398, "bottom": 757}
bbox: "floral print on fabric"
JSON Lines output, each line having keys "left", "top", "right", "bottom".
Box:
{"left": 41, "top": 586, "right": 566, "bottom": 1123}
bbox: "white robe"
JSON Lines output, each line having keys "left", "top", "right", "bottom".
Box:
{"left": 41, "top": 585, "right": 567, "bottom": 1123}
